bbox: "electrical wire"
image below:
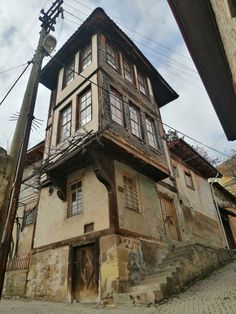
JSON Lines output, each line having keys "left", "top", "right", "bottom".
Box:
{"left": 48, "top": 54, "right": 235, "bottom": 161}
{"left": 64, "top": 9, "right": 84, "bottom": 23}
{"left": 1, "top": 0, "right": 51, "bottom": 70}
{"left": 0, "top": 61, "right": 32, "bottom": 106}
{"left": 68, "top": 0, "right": 192, "bottom": 60}
{"left": 64, "top": 2, "right": 196, "bottom": 73}
{"left": 63, "top": 14, "right": 202, "bottom": 90}
{"left": 0, "top": 63, "right": 29, "bottom": 74}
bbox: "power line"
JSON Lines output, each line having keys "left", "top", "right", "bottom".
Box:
{"left": 0, "top": 63, "right": 29, "bottom": 74}
{"left": 1, "top": 0, "right": 51, "bottom": 70}
{"left": 131, "top": 39, "right": 198, "bottom": 74}
{"left": 48, "top": 54, "right": 235, "bottom": 161}
{"left": 64, "top": 9, "right": 84, "bottom": 23}
{"left": 63, "top": 13, "right": 202, "bottom": 90}
{"left": 0, "top": 61, "right": 32, "bottom": 106}
{"left": 68, "top": 0, "right": 192, "bottom": 60}
{"left": 65, "top": 1, "right": 196, "bottom": 73}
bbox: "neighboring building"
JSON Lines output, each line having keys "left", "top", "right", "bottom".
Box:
{"left": 218, "top": 155, "right": 236, "bottom": 197}
{"left": 3, "top": 8, "right": 232, "bottom": 304}
{"left": 157, "top": 139, "right": 225, "bottom": 248}
{"left": 213, "top": 182, "right": 236, "bottom": 249}
{"left": 3, "top": 141, "right": 44, "bottom": 297}
{"left": 167, "top": 0, "right": 236, "bottom": 140}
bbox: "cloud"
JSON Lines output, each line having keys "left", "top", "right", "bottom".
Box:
{"left": 0, "top": 0, "right": 234, "bottom": 162}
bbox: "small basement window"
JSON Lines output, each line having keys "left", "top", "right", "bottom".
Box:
{"left": 84, "top": 223, "right": 94, "bottom": 233}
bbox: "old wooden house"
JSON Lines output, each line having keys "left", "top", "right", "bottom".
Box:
{"left": 3, "top": 8, "right": 233, "bottom": 304}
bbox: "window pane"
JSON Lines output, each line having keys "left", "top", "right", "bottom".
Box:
{"left": 77, "top": 89, "right": 92, "bottom": 128}
{"left": 110, "top": 89, "right": 124, "bottom": 126}
{"left": 58, "top": 105, "right": 72, "bottom": 143}
{"left": 129, "top": 105, "right": 141, "bottom": 138}
{"left": 123, "top": 59, "right": 133, "bottom": 83}
{"left": 81, "top": 43, "right": 92, "bottom": 70}
{"left": 145, "top": 117, "right": 157, "bottom": 149}
{"left": 64, "top": 59, "right": 75, "bottom": 86}
{"left": 107, "top": 44, "right": 118, "bottom": 70}
{"left": 68, "top": 181, "right": 83, "bottom": 216}
{"left": 138, "top": 72, "right": 147, "bottom": 95}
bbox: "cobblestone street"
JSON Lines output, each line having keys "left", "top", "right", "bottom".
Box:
{"left": 1, "top": 259, "right": 236, "bottom": 314}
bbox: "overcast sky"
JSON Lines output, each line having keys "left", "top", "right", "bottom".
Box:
{"left": 0, "top": 0, "right": 235, "bottom": 163}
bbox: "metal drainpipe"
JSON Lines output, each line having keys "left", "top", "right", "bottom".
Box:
{"left": 209, "top": 173, "right": 229, "bottom": 250}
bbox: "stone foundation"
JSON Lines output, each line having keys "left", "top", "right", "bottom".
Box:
{"left": 26, "top": 246, "right": 69, "bottom": 302}
{"left": 3, "top": 270, "right": 28, "bottom": 297}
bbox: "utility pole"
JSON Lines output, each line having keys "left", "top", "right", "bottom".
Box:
{"left": 0, "top": 0, "right": 63, "bottom": 297}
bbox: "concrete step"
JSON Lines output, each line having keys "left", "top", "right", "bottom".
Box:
{"left": 128, "top": 282, "right": 162, "bottom": 293}
{"left": 114, "top": 286, "right": 165, "bottom": 305}
{"left": 158, "top": 263, "right": 181, "bottom": 271}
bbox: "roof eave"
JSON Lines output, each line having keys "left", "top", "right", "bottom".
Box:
{"left": 40, "top": 7, "right": 178, "bottom": 107}
{"left": 167, "top": 0, "right": 236, "bottom": 140}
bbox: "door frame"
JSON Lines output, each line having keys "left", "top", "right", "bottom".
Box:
{"left": 159, "top": 192, "right": 181, "bottom": 241}
{"left": 70, "top": 240, "right": 99, "bottom": 302}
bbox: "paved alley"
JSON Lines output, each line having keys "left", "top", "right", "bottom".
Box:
{"left": 1, "top": 259, "right": 236, "bottom": 314}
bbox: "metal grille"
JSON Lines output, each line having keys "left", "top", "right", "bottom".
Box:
{"left": 123, "top": 175, "right": 139, "bottom": 211}
{"left": 7, "top": 255, "right": 30, "bottom": 271}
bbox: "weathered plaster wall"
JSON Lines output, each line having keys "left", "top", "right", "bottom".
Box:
{"left": 3, "top": 270, "right": 28, "bottom": 297}
{"left": 100, "top": 235, "right": 148, "bottom": 298}
{"left": 172, "top": 161, "right": 224, "bottom": 247}
{"left": 34, "top": 165, "right": 109, "bottom": 248}
{"left": 115, "top": 161, "right": 164, "bottom": 241}
{"left": 26, "top": 246, "right": 69, "bottom": 301}
{"left": 210, "top": 0, "right": 236, "bottom": 87}
{"left": 99, "top": 235, "right": 120, "bottom": 299}
{"left": 213, "top": 186, "right": 236, "bottom": 244}
{"left": 17, "top": 225, "right": 34, "bottom": 256}
{"left": 156, "top": 183, "right": 186, "bottom": 241}
{"left": 174, "top": 162, "right": 217, "bottom": 219}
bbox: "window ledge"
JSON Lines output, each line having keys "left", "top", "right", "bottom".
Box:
{"left": 125, "top": 206, "right": 141, "bottom": 214}
{"left": 67, "top": 211, "right": 83, "bottom": 219}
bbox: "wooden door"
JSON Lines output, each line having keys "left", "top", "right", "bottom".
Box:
{"left": 160, "top": 194, "right": 181, "bottom": 241}
{"left": 73, "top": 244, "right": 98, "bottom": 302}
